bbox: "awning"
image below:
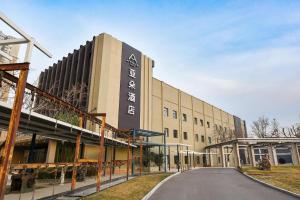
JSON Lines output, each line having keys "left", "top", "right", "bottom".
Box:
{"left": 0, "top": 101, "right": 136, "bottom": 147}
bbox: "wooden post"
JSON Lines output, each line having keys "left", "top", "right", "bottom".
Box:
{"left": 71, "top": 116, "right": 83, "bottom": 190}
{"left": 139, "top": 137, "right": 143, "bottom": 176}
{"left": 96, "top": 115, "right": 106, "bottom": 192}
{"left": 126, "top": 137, "right": 131, "bottom": 181}
{"left": 0, "top": 69, "right": 28, "bottom": 199}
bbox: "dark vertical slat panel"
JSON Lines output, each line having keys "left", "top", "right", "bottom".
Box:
{"left": 49, "top": 64, "right": 57, "bottom": 94}
{"left": 58, "top": 57, "right": 67, "bottom": 97}
{"left": 35, "top": 72, "right": 44, "bottom": 106}
{"left": 42, "top": 69, "right": 48, "bottom": 92}
{"left": 63, "top": 53, "right": 73, "bottom": 94}
{"left": 80, "top": 41, "right": 92, "bottom": 109}
{"left": 85, "top": 38, "right": 95, "bottom": 111}
{"left": 54, "top": 61, "right": 62, "bottom": 97}
{"left": 69, "top": 50, "right": 79, "bottom": 89}
{"left": 47, "top": 67, "right": 53, "bottom": 93}
{"left": 75, "top": 45, "right": 85, "bottom": 87}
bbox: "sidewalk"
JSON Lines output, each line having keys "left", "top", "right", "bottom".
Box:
{"left": 4, "top": 174, "right": 126, "bottom": 200}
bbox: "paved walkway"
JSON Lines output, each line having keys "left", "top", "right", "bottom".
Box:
{"left": 149, "top": 168, "right": 299, "bottom": 200}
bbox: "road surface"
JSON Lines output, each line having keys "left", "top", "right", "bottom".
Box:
{"left": 149, "top": 168, "right": 299, "bottom": 200}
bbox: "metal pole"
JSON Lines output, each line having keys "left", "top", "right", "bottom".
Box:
{"left": 177, "top": 145, "right": 179, "bottom": 172}
{"left": 139, "top": 137, "right": 143, "bottom": 176}
{"left": 131, "top": 130, "right": 135, "bottom": 176}
{"left": 164, "top": 134, "right": 167, "bottom": 173}
{"left": 126, "top": 137, "right": 131, "bottom": 180}
{"left": 193, "top": 152, "right": 195, "bottom": 168}
{"left": 71, "top": 116, "right": 83, "bottom": 190}
{"left": 186, "top": 146, "right": 189, "bottom": 170}
{"left": 0, "top": 68, "right": 29, "bottom": 199}
{"left": 96, "top": 115, "right": 106, "bottom": 192}
{"left": 109, "top": 147, "right": 112, "bottom": 182}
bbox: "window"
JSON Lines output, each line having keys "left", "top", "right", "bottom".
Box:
{"left": 194, "top": 117, "right": 198, "bottom": 125}
{"left": 164, "top": 128, "right": 169, "bottom": 137}
{"left": 207, "top": 121, "right": 210, "bottom": 128}
{"left": 172, "top": 110, "right": 177, "bottom": 119}
{"left": 195, "top": 134, "right": 199, "bottom": 142}
{"left": 182, "top": 113, "right": 187, "bottom": 122}
{"left": 201, "top": 135, "right": 205, "bottom": 143}
{"left": 208, "top": 136, "right": 212, "bottom": 144}
{"left": 197, "top": 156, "right": 200, "bottom": 164}
{"left": 183, "top": 132, "right": 188, "bottom": 140}
{"left": 184, "top": 156, "right": 188, "bottom": 164}
{"left": 200, "top": 119, "right": 204, "bottom": 126}
{"left": 163, "top": 107, "right": 169, "bottom": 117}
{"left": 174, "top": 155, "right": 179, "bottom": 165}
{"left": 173, "top": 130, "right": 178, "bottom": 138}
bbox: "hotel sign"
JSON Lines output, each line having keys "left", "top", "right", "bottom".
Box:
{"left": 118, "top": 43, "right": 141, "bottom": 129}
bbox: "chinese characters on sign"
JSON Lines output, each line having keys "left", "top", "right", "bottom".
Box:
{"left": 126, "top": 54, "right": 139, "bottom": 115}
{"left": 119, "top": 43, "right": 141, "bottom": 129}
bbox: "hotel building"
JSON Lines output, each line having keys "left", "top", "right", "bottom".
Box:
{"left": 35, "top": 33, "right": 247, "bottom": 169}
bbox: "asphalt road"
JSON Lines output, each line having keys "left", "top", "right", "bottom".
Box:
{"left": 149, "top": 168, "right": 299, "bottom": 200}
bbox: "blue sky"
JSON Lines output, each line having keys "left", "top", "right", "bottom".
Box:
{"left": 1, "top": 0, "right": 300, "bottom": 131}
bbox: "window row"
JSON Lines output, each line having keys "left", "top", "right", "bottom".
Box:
{"left": 163, "top": 107, "right": 211, "bottom": 128}
{"left": 163, "top": 128, "right": 212, "bottom": 144}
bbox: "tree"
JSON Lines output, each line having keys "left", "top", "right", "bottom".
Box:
{"left": 270, "top": 118, "right": 280, "bottom": 137}
{"left": 251, "top": 116, "right": 270, "bottom": 138}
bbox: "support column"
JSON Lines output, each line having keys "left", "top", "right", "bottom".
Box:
{"left": 249, "top": 145, "right": 256, "bottom": 167}
{"left": 96, "top": 115, "right": 106, "bottom": 192}
{"left": 193, "top": 152, "right": 195, "bottom": 168}
{"left": 209, "top": 148, "right": 213, "bottom": 167}
{"left": 0, "top": 68, "right": 29, "bottom": 199}
{"left": 291, "top": 143, "right": 300, "bottom": 165}
{"left": 46, "top": 140, "right": 57, "bottom": 163}
{"left": 234, "top": 143, "right": 241, "bottom": 168}
{"left": 71, "top": 116, "right": 83, "bottom": 190}
{"left": 271, "top": 144, "right": 278, "bottom": 166}
{"left": 220, "top": 146, "right": 225, "bottom": 168}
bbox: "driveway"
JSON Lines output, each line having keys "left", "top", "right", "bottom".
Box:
{"left": 149, "top": 168, "right": 299, "bottom": 200}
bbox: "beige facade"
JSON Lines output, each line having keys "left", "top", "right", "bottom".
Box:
{"left": 36, "top": 32, "right": 246, "bottom": 169}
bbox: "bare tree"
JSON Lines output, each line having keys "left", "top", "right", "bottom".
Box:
{"left": 270, "top": 118, "right": 280, "bottom": 137}
{"left": 251, "top": 116, "right": 270, "bottom": 138}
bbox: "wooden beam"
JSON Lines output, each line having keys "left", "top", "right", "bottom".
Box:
{"left": 0, "top": 62, "right": 29, "bottom": 71}
{"left": 0, "top": 69, "right": 28, "bottom": 199}
{"left": 71, "top": 116, "right": 83, "bottom": 190}
{"left": 96, "top": 116, "right": 106, "bottom": 192}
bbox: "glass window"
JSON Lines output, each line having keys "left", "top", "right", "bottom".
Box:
{"left": 195, "top": 134, "right": 199, "bottom": 142}
{"left": 174, "top": 155, "right": 179, "bottom": 165}
{"left": 163, "top": 107, "right": 169, "bottom": 117}
{"left": 172, "top": 110, "right": 177, "bottom": 119}
{"left": 183, "top": 132, "right": 188, "bottom": 140}
{"left": 201, "top": 135, "right": 205, "bottom": 142}
{"left": 208, "top": 136, "right": 212, "bottom": 144}
{"left": 276, "top": 147, "right": 293, "bottom": 164}
{"left": 200, "top": 119, "right": 204, "bottom": 126}
{"left": 207, "top": 121, "right": 210, "bottom": 128}
{"left": 194, "top": 117, "right": 198, "bottom": 125}
{"left": 164, "top": 128, "right": 169, "bottom": 137}
{"left": 182, "top": 113, "right": 187, "bottom": 122}
{"left": 185, "top": 156, "right": 188, "bottom": 164}
{"left": 173, "top": 130, "right": 178, "bottom": 138}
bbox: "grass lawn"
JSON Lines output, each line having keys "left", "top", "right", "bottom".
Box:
{"left": 83, "top": 173, "right": 172, "bottom": 200}
{"left": 242, "top": 166, "right": 300, "bottom": 195}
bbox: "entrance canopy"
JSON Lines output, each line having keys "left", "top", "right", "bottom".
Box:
{"left": 129, "top": 129, "right": 164, "bottom": 137}
{"left": 0, "top": 101, "right": 135, "bottom": 147}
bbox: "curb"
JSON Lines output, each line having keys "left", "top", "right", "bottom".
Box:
{"left": 239, "top": 170, "right": 300, "bottom": 199}
{"left": 141, "top": 172, "right": 180, "bottom": 200}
